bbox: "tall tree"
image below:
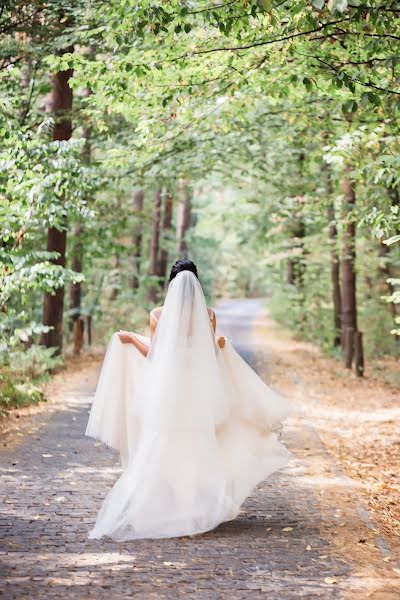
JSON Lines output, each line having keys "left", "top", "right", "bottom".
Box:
{"left": 41, "top": 40, "right": 73, "bottom": 352}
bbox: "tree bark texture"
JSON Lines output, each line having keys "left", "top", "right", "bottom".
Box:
{"left": 341, "top": 168, "right": 357, "bottom": 337}
{"left": 132, "top": 189, "right": 144, "bottom": 290}
{"left": 325, "top": 165, "right": 342, "bottom": 347}
{"left": 69, "top": 224, "right": 83, "bottom": 332}
{"left": 328, "top": 209, "right": 342, "bottom": 346}
{"left": 41, "top": 58, "right": 73, "bottom": 352}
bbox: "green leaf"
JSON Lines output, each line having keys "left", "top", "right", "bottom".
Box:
{"left": 342, "top": 100, "right": 358, "bottom": 113}
{"left": 367, "top": 92, "right": 382, "bottom": 106}
{"left": 383, "top": 234, "right": 400, "bottom": 246}
{"left": 328, "top": 0, "right": 348, "bottom": 12}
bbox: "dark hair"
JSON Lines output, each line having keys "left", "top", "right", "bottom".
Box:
{"left": 168, "top": 258, "right": 198, "bottom": 283}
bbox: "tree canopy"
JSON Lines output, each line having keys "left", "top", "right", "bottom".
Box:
{"left": 1, "top": 1, "right": 399, "bottom": 406}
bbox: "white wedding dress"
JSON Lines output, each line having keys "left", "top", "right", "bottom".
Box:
{"left": 86, "top": 271, "right": 290, "bottom": 540}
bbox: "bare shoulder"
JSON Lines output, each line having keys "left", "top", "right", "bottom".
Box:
{"left": 150, "top": 306, "right": 163, "bottom": 321}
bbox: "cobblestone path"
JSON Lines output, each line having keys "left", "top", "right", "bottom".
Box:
{"left": 1, "top": 300, "right": 399, "bottom": 599}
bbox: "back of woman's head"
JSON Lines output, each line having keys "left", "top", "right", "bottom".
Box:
{"left": 168, "top": 258, "right": 198, "bottom": 283}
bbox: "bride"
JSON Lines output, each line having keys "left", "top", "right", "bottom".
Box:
{"left": 86, "top": 259, "right": 290, "bottom": 540}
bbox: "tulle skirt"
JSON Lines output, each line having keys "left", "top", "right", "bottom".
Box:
{"left": 85, "top": 333, "right": 291, "bottom": 540}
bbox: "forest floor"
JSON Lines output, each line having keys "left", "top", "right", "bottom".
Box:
{"left": 0, "top": 298, "right": 399, "bottom": 599}
{"left": 252, "top": 306, "right": 400, "bottom": 555}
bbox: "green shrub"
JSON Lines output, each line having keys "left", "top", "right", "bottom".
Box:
{"left": 0, "top": 345, "right": 63, "bottom": 413}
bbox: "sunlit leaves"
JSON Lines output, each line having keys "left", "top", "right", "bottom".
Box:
{"left": 327, "top": 0, "right": 348, "bottom": 12}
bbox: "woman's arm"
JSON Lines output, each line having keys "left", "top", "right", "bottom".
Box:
{"left": 118, "top": 306, "right": 224, "bottom": 354}
{"left": 209, "top": 308, "right": 225, "bottom": 349}
{"left": 117, "top": 331, "right": 150, "bottom": 357}
{"left": 117, "top": 307, "right": 160, "bottom": 357}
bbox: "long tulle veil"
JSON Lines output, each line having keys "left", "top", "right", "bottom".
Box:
{"left": 140, "top": 270, "right": 229, "bottom": 436}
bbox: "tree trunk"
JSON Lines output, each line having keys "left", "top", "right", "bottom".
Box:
{"left": 149, "top": 188, "right": 162, "bottom": 302}
{"left": 41, "top": 57, "right": 73, "bottom": 353}
{"left": 69, "top": 225, "right": 83, "bottom": 332}
{"left": 344, "top": 326, "right": 355, "bottom": 369}
{"left": 68, "top": 90, "right": 91, "bottom": 331}
{"left": 326, "top": 168, "right": 342, "bottom": 347}
{"left": 132, "top": 189, "right": 144, "bottom": 289}
{"left": 41, "top": 227, "right": 67, "bottom": 350}
{"left": 287, "top": 220, "right": 306, "bottom": 289}
{"left": 110, "top": 254, "right": 120, "bottom": 301}
{"left": 73, "top": 317, "right": 84, "bottom": 356}
{"left": 158, "top": 191, "right": 174, "bottom": 284}
{"left": 294, "top": 220, "right": 306, "bottom": 289}
{"left": 176, "top": 185, "right": 191, "bottom": 257}
{"left": 19, "top": 57, "right": 34, "bottom": 125}
{"left": 86, "top": 315, "right": 92, "bottom": 346}
{"left": 287, "top": 259, "right": 295, "bottom": 285}
{"left": 355, "top": 331, "right": 364, "bottom": 377}
{"left": 341, "top": 168, "right": 357, "bottom": 345}
{"left": 287, "top": 153, "right": 306, "bottom": 290}
{"left": 328, "top": 210, "right": 342, "bottom": 346}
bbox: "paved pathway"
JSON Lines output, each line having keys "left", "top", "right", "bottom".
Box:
{"left": 1, "top": 300, "right": 398, "bottom": 598}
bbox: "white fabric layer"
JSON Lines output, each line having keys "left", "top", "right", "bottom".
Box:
{"left": 86, "top": 271, "right": 291, "bottom": 540}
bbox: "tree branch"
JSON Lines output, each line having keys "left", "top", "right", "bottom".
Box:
{"left": 187, "top": 18, "right": 350, "bottom": 56}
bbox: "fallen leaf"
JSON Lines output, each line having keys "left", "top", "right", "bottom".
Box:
{"left": 282, "top": 527, "right": 293, "bottom": 532}
{"left": 324, "top": 577, "right": 337, "bottom": 584}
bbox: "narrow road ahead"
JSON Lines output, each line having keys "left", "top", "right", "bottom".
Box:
{"left": 1, "top": 300, "right": 398, "bottom": 599}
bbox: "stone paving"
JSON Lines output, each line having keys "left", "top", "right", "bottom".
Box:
{"left": 1, "top": 300, "right": 399, "bottom": 599}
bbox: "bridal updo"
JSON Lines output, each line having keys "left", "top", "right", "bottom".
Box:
{"left": 168, "top": 259, "right": 198, "bottom": 283}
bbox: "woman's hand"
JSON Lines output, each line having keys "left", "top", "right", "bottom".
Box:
{"left": 118, "top": 331, "right": 135, "bottom": 344}
{"left": 217, "top": 335, "right": 225, "bottom": 349}
{"left": 117, "top": 330, "right": 150, "bottom": 357}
